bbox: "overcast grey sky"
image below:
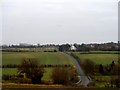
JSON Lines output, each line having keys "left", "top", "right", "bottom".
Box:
{"left": 1, "top": 0, "right": 118, "bottom": 45}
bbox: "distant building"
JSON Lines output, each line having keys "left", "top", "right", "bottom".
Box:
{"left": 70, "top": 45, "right": 77, "bottom": 51}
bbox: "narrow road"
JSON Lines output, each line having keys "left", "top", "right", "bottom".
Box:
{"left": 62, "top": 52, "right": 90, "bottom": 86}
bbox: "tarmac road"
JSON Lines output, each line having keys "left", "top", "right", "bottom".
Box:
{"left": 62, "top": 53, "right": 90, "bottom": 86}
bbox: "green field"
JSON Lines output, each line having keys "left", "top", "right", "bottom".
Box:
{"left": 73, "top": 53, "right": 118, "bottom": 65}
{"left": 2, "top": 68, "right": 18, "bottom": 75}
{"left": 2, "top": 52, "right": 119, "bottom": 82}
{"left": 2, "top": 52, "right": 73, "bottom": 65}
{"left": 2, "top": 68, "right": 53, "bottom": 81}
{"left": 2, "top": 52, "right": 73, "bottom": 81}
{"left": 2, "top": 52, "right": 119, "bottom": 65}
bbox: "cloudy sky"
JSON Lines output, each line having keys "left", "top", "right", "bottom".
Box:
{"left": 1, "top": 0, "right": 118, "bottom": 45}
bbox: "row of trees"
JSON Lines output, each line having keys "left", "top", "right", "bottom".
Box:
{"left": 2, "top": 42, "right": 119, "bottom": 52}
{"left": 59, "top": 42, "right": 119, "bottom": 52}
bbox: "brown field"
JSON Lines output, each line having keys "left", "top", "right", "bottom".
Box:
{"left": 2, "top": 84, "right": 119, "bottom": 90}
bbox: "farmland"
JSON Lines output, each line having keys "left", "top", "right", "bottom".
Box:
{"left": 2, "top": 52, "right": 74, "bottom": 81}
{"left": 2, "top": 68, "right": 53, "bottom": 81}
{"left": 1, "top": 51, "right": 120, "bottom": 87}
{"left": 2, "top": 52, "right": 119, "bottom": 66}
{"left": 72, "top": 53, "right": 118, "bottom": 65}
{"left": 2, "top": 52, "right": 119, "bottom": 79}
{"left": 2, "top": 52, "right": 73, "bottom": 65}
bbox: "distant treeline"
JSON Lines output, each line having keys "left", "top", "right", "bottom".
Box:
{"left": 59, "top": 42, "right": 119, "bottom": 52}
{"left": 1, "top": 42, "right": 119, "bottom": 52}
{"left": 1, "top": 49, "right": 58, "bottom": 52}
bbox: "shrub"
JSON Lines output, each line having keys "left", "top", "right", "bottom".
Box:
{"left": 51, "top": 67, "right": 76, "bottom": 85}
{"left": 51, "top": 67, "right": 68, "bottom": 84}
{"left": 82, "top": 59, "right": 95, "bottom": 75}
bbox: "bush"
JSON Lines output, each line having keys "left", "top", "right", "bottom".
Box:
{"left": 82, "top": 59, "right": 95, "bottom": 75}
{"left": 51, "top": 67, "right": 68, "bottom": 84}
{"left": 51, "top": 67, "right": 76, "bottom": 85}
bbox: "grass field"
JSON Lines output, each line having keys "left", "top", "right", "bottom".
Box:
{"left": 2, "top": 52, "right": 119, "bottom": 65}
{"left": 2, "top": 68, "right": 53, "bottom": 81}
{"left": 2, "top": 52, "right": 73, "bottom": 65}
{"left": 73, "top": 53, "right": 118, "bottom": 65}
{"left": 2, "top": 52, "right": 73, "bottom": 81}
{"left": 2, "top": 52, "right": 119, "bottom": 82}
{"left": 2, "top": 68, "right": 18, "bottom": 75}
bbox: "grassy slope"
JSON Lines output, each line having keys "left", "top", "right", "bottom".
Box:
{"left": 73, "top": 53, "right": 118, "bottom": 65}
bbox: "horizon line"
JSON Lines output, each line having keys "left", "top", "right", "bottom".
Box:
{"left": 1, "top": 41, "right": 119, "bottom": 46}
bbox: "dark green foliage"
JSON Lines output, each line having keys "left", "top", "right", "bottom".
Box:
{"left": 59, "top": 44, "right": 71, "bottom": 52}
